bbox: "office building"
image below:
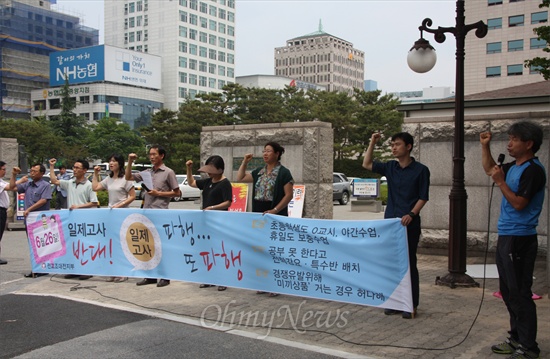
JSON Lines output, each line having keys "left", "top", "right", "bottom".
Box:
{"left": 0, "top": 0, "right": 98, "bottom": 119}
{"left": 31, "top": 45, "right": 163, "bottom": 129}
{"left": 104, "top": 0, "right": 236, "bottom": 110}
{"left": 364, "top": 80, "right": 377, "bottom": 92}
{"left": 274, "top": 21, "right": 365, "bottom": 95}
{"left": 464, "top": 0, "right": 548, "bottom": 95}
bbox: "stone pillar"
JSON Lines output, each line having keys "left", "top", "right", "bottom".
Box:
{"left": 201, "top": 121, "right": 334, "bottom": 219}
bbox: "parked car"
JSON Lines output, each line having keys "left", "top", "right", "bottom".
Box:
{"left": 333, "top": 172, "right": 351, "bottom": 205}
{"left": 174, "top": 175, "right": 201, "bottom": 202}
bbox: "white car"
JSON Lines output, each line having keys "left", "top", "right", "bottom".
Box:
{"left": 174, "top": 175, "right": 201, "bottom": 202}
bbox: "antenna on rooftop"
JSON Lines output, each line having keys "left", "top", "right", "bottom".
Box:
{"left": 319, "top": 19, "right": 323, "bottom": 32}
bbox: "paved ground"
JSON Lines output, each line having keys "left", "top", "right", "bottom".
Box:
{"left": 1, "top": 200, "right": 548, "bottom": 359}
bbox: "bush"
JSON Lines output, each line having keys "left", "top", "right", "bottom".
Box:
{"left": 334, "top": 158, "right": 382, "bottom": 179}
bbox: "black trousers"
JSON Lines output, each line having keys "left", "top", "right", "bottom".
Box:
{"left": 496, "top": 235, "right": 539, "bottom": 355}
{"left": 406, "top": 222, "right": 420, "bottom": 309}
{"left": 0, "top": 207, "right": 7, "bottom": 250}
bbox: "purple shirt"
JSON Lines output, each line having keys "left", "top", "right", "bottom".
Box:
{"left": 17, "top": 179, "right": 52, "bottom": 212}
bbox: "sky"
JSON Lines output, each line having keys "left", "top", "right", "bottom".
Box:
{"left": 53, "top": 0, "right": 461, "bottom": 93}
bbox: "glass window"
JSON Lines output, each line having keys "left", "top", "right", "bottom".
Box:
{"left": 179, "top": 72, "right": 187, "bottom": 83}
{"left": 508, "top": 15, "right": 524, "bottom": 27}
{"left": 189, "top": 59, "right": 197, "bottom": 70}
{"left": 179, "top": 87, "right": 187, "bottom": 98}
{"left": 227, "top": 54, "right": 234, "bottom": 64}
{"left": 179, "top": 41, "right": 187, "bottom": 52}
{"left": 487, "top": 42, "right": 501, "bottom": 53}
{"left": 199, "top": 46, "right": 207, "bottom": 57}
{"left": 200, "top": 17, "right": 207, "bottom": 28}
{"left": 129, "top": 2, "right": 135, "bottom": 13}
{"left": 218, "top": 23, "right": 226, "bottom": 33}
{"left": 189, "top": 89, "right": 197, "bottom": 99}
{"left": 179, "top": 56, "right": 187, "bottom": 68}
{"left": 190, "top": 14, "right": 198, "bottom": 25}
{"left": 129, "top": 32, "right": 135, "bottom": 43}
{"left": 228, "top": 11, "right": 234, "bottom": 22}
{"left": 199, "top": 61, "right": 207, "bottom": 72}
{"left": 218, "top": 80, "right": 226, "bottom": 89}
{"left": 129, "top": 17, "right": 135, "bottom": 28}
{"left": 486, "top": 66, "right": 501, "bottom": 77}
{"left": 209, "top": 49, "right": 217, "bottom": 59}
{"left": 227, "top": 39, "right": 234, "bottom": 50}
{"left": 200, "top": 2, "right": 207, "bottom": 13}
{"left": 227, "top": 67, "right": 234, "bottom": 78}
{"left": 487, "top": 0, "right": 502, "bottom": 5}
{"left": 209, "top": 78, "right": 216, "bottom": 88}
{"left": 209, "top": 34, "right": 216, "bottom": 45}
{"left": 209, "top": 63, "right": 216, "bottom": 74}
{"left": 180, "top": 11, "right": 187, "bottom": 22}
{"left": 507, "top": 64, "right": 523, "bottom": 76}
{"left": 199, "top": 32, "right": 207, "bottom": 42}
{"left": 179, "top": 0, "right": 187, "bottom": 6}
{"left": 219, "top": 9, "right": 226, "bottom": 20}
{"left": 530, "top": 65, "right": 542, "bottom": 75}
{"left": 189, "top": 44, "right": 197, "bottom": 55}
{"left": 190, "top": 0, "right": 198, "bottom": 10}
{"left": 218, "top": 51, "right": 226, "bottom": 62}
{"left": 228, "top": 0, "right": 235, "bottom": 8}
{"left": 227, "top": 26, "right": 234, "bottom": 36}
{"left": 189, "top": 29, "right": 197, "bottom": 40}
{"left": 530, "top": 38, "right": 546, "bottom": 49}
{"left": 199, "top": 76, "right": 207, "bottom": 86}
{"left": 137, "top": 0, "right": 143, "bottom": 11}
{"left": 219, "top": 38, "right": 226, "bottom": 48}
{"left": 531, "top": 11, "right": 548, "bottom": 24}
{"left": 209, "top": 5, "right": 217, "bottom": 16}
{"left": 137, "top": 16, "right": 142, "bottom": 26}
{"left": 179, "top": 26, "right": 187, "bottom": 38}
{"left": 487, "top": 18, "right": 502, "bottom": 29}
{"left": 508, "top": 39, "right": 523, "bottom": 52}
{"left": 218, "top": 66, "right": 226, "bottom": 76}
{"left": 209, "top": 20, "right": 217, "bottom": 31}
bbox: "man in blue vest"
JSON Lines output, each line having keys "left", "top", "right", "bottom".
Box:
{"left": 481, "top": 121, "right": 544, "bottom": 359}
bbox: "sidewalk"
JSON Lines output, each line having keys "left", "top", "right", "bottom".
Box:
{"left": 1, "top": 204, "right": 548, "bottom": 359}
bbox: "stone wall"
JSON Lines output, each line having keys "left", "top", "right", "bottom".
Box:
{"left": 201, "top": 122, "right": 334, "bottom": 219}
{"left": 403, "top": 112, "right": 550, "bottom": 255}
{"left": 0, "top": 138, "right": 19, "bottom": 218}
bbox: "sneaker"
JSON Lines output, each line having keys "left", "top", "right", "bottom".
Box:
{"left": 492, "top": 338, "right": 519, "bottom": 355}
{"left": 506, "top": 346, "right": 540, "bottom": 359}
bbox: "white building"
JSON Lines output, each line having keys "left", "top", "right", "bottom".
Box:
{"left": 236, "top": 75, "right": 326, "bottom": 91}
{"left": 392, "top": 86, "right": 454, "bottom": 104}
{"left": 464, "top": 0, "right": 548, "bottom": 95}
{"left": 104, "top": 0, "right": 236, "bottom": 110}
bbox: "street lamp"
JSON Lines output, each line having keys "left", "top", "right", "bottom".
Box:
{"left": 408, "top": 0, "right": 487, "bottom": 288}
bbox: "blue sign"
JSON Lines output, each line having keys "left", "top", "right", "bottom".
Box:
{"left": 49, "top": 46, "right": 105, "bottom": 86}
{"left": 26, "top": 209, "right": 413, "bottom": 312}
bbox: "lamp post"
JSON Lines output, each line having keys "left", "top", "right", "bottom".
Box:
{"left": 408, "top": 1, "right": 487, "bottom": 288}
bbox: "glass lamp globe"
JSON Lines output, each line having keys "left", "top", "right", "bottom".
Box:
{"left": 407, "top": 38, "right": 437, "bottom": 73}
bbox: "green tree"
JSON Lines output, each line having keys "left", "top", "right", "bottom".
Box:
{"left": 48, "top": 78, "right": 91, "bottom": 149}
{"left": 86, "top": 117, "right": 146, "bottom": 161}
{"left": 310, "top": 91, "right": 359, "bottom": 160}
{"left": 524, "top": 0, "right": 550, "bottom": 80}
{"left": 352, "top": 89, "right": 403, "bottom": 159}
{"left": 0, "top": 117, "right": 63, "bottom": 164}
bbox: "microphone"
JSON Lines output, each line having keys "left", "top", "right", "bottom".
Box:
{"left": 497, "top": 154, "right": 505, "bottom": 167}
